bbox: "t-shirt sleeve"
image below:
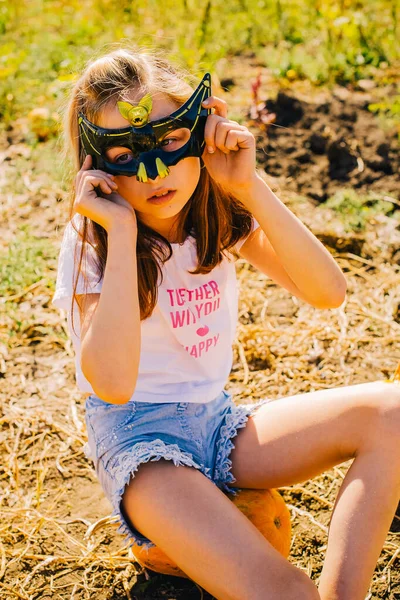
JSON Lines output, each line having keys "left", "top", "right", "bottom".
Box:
{"left": 51, "top": 215, "right": 103, "bottom": 312}
{"left": 235, "top": 216, "right": 260, "bottom": 252}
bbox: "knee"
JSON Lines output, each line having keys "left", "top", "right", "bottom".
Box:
{"left": 284, "top": 571, "right": 321, "bottom": 600}
{"left": 375, "top": 382, "right": 400, "bottom": 437}
{"left": 259, "top": 567, "right": 320, "bottom": 600}
{"left": 364, "top": 381, "right": 400, "bottom": 451}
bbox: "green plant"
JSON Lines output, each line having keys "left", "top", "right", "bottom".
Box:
{"left": 325, "top": 189, "right": 395, "bottom": 232}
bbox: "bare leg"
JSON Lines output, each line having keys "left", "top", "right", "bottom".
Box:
{"left": 120, "top": 459, "right": 321, "bottom": 600}
{"left": 225, "top": 381, "right": 400, "bottom": 600}
{"left": 317, "top": 443, "right": 400, "bottom": 600}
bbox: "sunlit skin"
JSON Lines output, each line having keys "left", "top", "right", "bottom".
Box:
{"left": 97, "top": 91, "right": 201, "bottom": 243}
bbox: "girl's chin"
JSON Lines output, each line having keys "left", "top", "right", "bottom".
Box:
{"left": 150, "top": 196, "right": 191, "bottom": 216}
{"left": 137, "top": 204, "right": 187, "bottom": 224}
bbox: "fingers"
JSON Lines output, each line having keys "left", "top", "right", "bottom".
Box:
{"left": 202, "top": 96, "right": 250, "bottom": 154}
{"left": 202, "top": 96, "right": 228, "bottom": 153}
{"left": 75, "top": 155, "right": 118, "bottom": 194}
{"left": 85, "top": 175, "right": 118, "bottom": 195}
{"left": 76, "top": 172, "right": 118, "bottom": 198}
{"left": 202, "top": 96, "right": 228, "bottom": 118}
{"left": 203, "top": 116, "right": 248, "bottom": 155}
{"left": 82, "top": 176, "right": 111, "bottom": 195}
{"left": 75, "top": 155, "right": 91, "bottom": 190}
{"left": 77, "top": 155, "right": 117, "bottom": 180}
{"left": 215, "top": 122, "right": 242, "bottom": 153}
{"left": 81, "top": 154, "right": 92, "bottom": 170}
{"left": 224, "top": 129, "right": 242, "bottom": 151}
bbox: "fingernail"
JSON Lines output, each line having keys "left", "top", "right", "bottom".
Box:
{"left": 203, "top": 99, "right": 210, "bottom": 105}
{"left": 208, "top": 146, "right": 214, "bottom": 153}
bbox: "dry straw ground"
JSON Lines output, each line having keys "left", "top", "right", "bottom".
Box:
{"left": 0, "top": 58, "right": 399, "bottom": 599}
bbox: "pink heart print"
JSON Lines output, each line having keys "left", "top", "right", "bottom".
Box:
{"left": 196, "top": 325, "right": 209, "bottom": 337}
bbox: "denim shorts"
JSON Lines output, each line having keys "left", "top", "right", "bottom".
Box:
{"left": 83, "top": 388, "right": 271, "bottom": 551}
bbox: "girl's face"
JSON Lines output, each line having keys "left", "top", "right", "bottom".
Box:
{"left": 98, "top": 91, "right": 201, "bottom": 241}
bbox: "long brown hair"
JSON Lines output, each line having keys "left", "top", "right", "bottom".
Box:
{"left": 59, "top": 43, "right": 254, "bottom": 336}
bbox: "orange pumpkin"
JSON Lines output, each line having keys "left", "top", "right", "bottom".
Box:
{"left": 131, "top": 487, "right": 292, "bottom": 578}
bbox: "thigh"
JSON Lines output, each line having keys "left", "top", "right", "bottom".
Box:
{"left": 121, "top": 460, "right": 314, "bottom": 600}
{"left": 227, "top": 380, "right": 388, "bottom": 490}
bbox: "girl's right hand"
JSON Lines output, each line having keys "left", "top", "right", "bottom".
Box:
{"left": 73, "top": 154, "right": 137, "bottom": 233}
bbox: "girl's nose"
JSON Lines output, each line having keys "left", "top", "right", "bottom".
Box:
{"left": 149, "top": 173, "right": 162, "bottom": 183}
{"left": 136, "top": 156, "right": 171, "bottom": 183}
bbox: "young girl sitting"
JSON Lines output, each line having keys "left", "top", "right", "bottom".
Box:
{"left": 52, "top": 45, "right": 400, "bottom": 600}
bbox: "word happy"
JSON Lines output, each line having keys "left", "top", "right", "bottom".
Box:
{"left": 184, "top": 334, "right": 220, "bottom": 358}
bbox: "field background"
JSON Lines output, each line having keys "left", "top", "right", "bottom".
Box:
{"left": 0, "top": 1, "right": 399, "bottom": 598}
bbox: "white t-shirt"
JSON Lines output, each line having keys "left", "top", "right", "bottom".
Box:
{"left": 52, "top": 213, "right": 260, "bottom": 403}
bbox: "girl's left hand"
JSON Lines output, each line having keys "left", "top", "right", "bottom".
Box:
{"left": 201, "top": 96, "right": 257, "bottom": 195}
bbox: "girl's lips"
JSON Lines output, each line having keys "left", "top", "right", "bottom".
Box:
{"left": 147, "top": 190, "right": 176, "bottom": 204}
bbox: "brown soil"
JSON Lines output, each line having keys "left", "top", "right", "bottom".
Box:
{"left": 253, "top": 87, "right": 400, "bottom": 203}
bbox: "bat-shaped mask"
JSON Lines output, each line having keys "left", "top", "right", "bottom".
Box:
{"left": 77, "top": 72, "right": 212, "bottom": 182}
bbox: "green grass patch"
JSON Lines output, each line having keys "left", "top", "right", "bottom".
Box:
{"left": 325, "top": 188, "right": 396, "bottom": 232}
{"left": 0, "top": 225, "right": 57, "bottom": 298}
{"left": 0, "top": 225, "right": 60, "bottom": 347}
{"left": 368, "top": 91, "right": 400, "bottom": 139}
{"left": 0, "top": 0, "right": 399, "bottom": 131}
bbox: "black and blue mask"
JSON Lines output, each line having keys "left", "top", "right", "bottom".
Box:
{"left": 77, "top": 72, "right": 212, "bottom": 182}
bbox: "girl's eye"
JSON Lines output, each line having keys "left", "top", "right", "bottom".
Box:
{"left": 161, "top": 137, "right": 178, "bottom": 147}
{"left": 115, "top": 152, "right": 133, "bottom": 164}
{"left": 160, "top": 129, "right": 190, "bottom": 151}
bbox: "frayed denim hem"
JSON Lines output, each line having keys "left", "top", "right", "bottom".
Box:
{"left": 83, "top": 442, "right": 93, "bottom": 460}
{"left": 214, "top": 398, "right": 272, "bottom": 497}
{"left": 110, "top": 439, "right": 214, "bottom": 551}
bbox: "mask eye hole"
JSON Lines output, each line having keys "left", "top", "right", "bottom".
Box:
{"left": 159, "top": 128, "right": 191, "bottom": 152}
{"left": 115, "top": 152, "right": 133, "bottom": 164}
{"left": 105, "top": 147, "right": 134, "bottom": 164}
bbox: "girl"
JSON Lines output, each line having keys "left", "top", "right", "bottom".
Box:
{"left": 52, "top": 46, "right": 400, "bottom": 600}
